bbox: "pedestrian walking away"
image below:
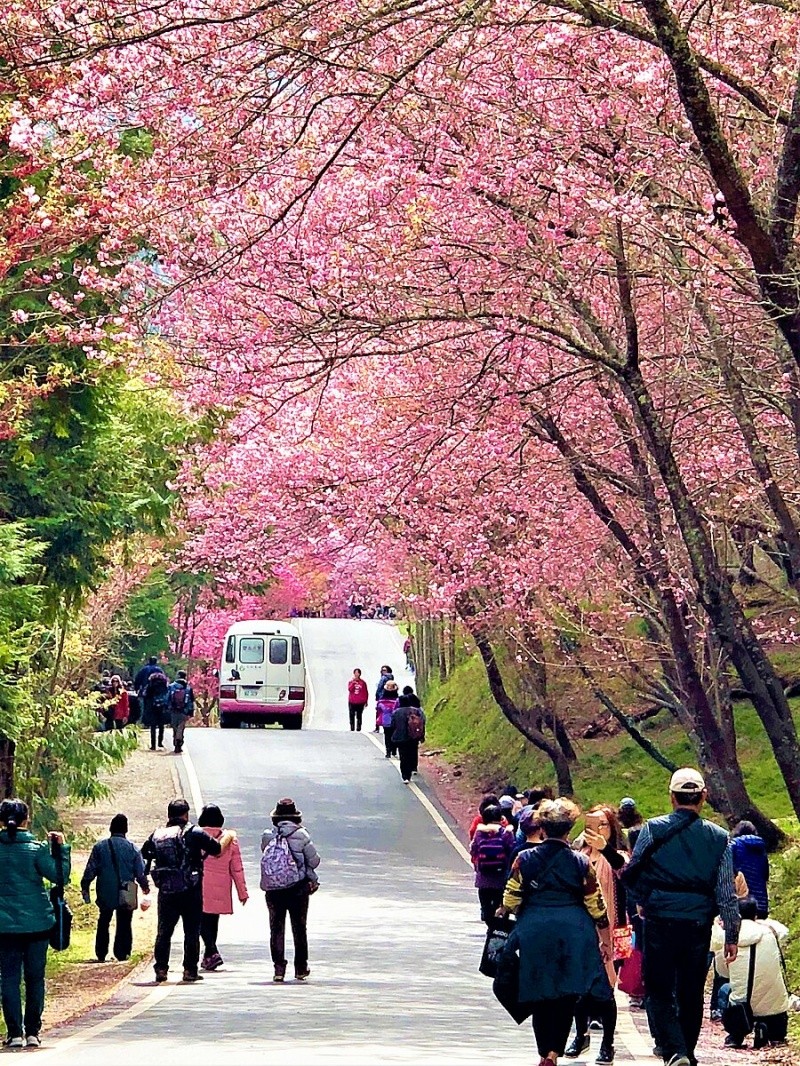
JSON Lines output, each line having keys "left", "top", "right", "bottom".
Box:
{"left": 197, "top": 805, "right": 248, "bottom": 971}
{"left": 80, "top": 813, "right": 150, "bottom": 963}
{"left": 167, "top": 670, "right": 195, "bottom": 754}
{"left": 621, "top": 768, "right": 740, "bottom": 1066}
{"left": 470, "top": 805, "right": 514, "bottom": 925}
{"left": 142, "top": 665, "right": 170, "bottom": 750}
{"left": 376, "top": 680, "right": 399, "bottom": 757}
{"left": 0, "top": 798, "right": 71, "bottom": 1050}
{"left": 347, "top": 668, "right": 369, "bottom": 732}
{"left": 730, "top": 821, "right": 770, "bottom": 918}
{"left": 390, "top": 687, "right": 425, "bottom": 782}
{"left": 617, "top": 797, "right": 644, "bottom": 852}
{"left": 498, "top": 799, "right": 613, "bottom": 1066}
{"left": 373, "top": 665, "right": 394, "bottom": 726}
{"left": 261, "top": 798, "right": 321, "bottom": 983}
{"left": 142, "top": 798, "right": 222, "bottom": 982}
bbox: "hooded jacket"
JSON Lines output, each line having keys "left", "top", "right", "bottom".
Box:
{"left": 731, "top": 835, "right": 770, "bottom": 916}
{"left": 0, "top": 830, "right": 71, "bottom": 935}
{"left": 201, "top": 828, "right": 248, "bottom": 914}
{"left": 712, "top": 918, "right": 789, "bottom": 1018}
{"left": 261, "top": 822, "right": 321, "bottom": 885}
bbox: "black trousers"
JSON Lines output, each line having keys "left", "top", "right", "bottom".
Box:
{"left": 477, "top": 887, "right": 503, "bottom": 925}
{"left": 150, "top": 724, "right": 165, "bottom": 748}
{"left": 96, "top": 905, "right": 133, "bottom": 961}
{"left": 154, "top": 888, "right": 202, "bottom": 976}
{"left": 384, "top": 725, "right": 396, "bottom": 757}
{"left": 573, "top": 994, "right": 618, "bottom": 1046}
{"left": 200, "top": 913, "right": 220, "bottom": 957}
{"left": 531, "top": 995, "right": 578, "bottom": 1057}
{"left": 348, "top": 703, "right": 365, "bottom": 731}
{"left": 643, "top": 917, "right": 711, "bottom": 1063}
{"left": 397, "top": 740, "right": 419, "bottom": 780}
{"left": 265, "top": 882, "right": 309, "bottom": 975}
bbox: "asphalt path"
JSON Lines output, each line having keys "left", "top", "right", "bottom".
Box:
{"left": 36, "top": 619, "right": 656, "bottom": 1066}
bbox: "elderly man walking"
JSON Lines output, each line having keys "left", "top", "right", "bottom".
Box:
{"left": 622, "top": 768, "right": 740, "bottom": 1066}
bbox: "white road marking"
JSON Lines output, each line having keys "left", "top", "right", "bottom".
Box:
{"left": 181, "top": 740, "right": 205, "bottom": 816}
{"left": 37, "top": 985, "right": 173, "bottom": 1058}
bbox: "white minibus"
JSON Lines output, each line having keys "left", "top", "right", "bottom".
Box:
{"left": 218, "top": 620, "right": 305, "bottom": 729}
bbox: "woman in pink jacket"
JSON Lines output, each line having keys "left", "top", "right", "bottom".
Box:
{"left": 198, "top": 804, "right": 248, "bottom": 971}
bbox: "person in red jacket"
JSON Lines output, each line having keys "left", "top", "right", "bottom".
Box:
{"left": 347, "top": 669, "right": 369, "bottom": 732}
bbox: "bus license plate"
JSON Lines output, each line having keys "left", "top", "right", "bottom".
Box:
{"left": 241, "top": 687, "right": 260, "bottom": 697}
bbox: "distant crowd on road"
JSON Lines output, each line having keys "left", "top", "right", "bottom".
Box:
{"left": 93, "top": 657, "right": 195, "bottom": 755}
{"left": 347, "top": 660, "right": 425, "bottom": 782}
{"left": 473, "top": 770, "right": 790, "bottom": 1066}
{"left": 0, "top": 793, "right": 322, "bottom": 1049}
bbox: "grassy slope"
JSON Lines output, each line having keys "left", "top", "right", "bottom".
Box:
{"left": 424, "top": 652, "right": 800, "bottom": 998}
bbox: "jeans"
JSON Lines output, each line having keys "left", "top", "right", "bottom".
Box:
{"left": 643, "top": 917, "right": 711, "bottom": 1062}
{"left": 171, "top": 713, "right": 187, "bottom": 751}
{"left": 0, "top": 934, "right": 49, "bottom": 1039}
{"left": 397, "top": 740, "right": 419, "bottom": 780}
{"left": 96, "top": 906, "right": 133, "bottom": 961}
{"left": 200, "top": 913, "right": 220, "bottom": 957}
{"left": 348, "top": 703, "right": 365, "bottom": 731}
{"left": 265, "top": 882, "right": 310, "bottom": 975}
{"left": 154, "top": 888, "right": 202, "bottom": 975}
{"left": 531, "top": 995, "right": 578, "bottom": 1057}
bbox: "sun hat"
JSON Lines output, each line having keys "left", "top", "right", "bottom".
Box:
{"left": 668, "top": 768, "right": 705, "bottom": 793}
{"left": 271, "top": 797, "right": 302, "bottom": 820}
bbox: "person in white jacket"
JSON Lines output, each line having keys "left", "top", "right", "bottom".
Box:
{"left": 712, "top": 896, "right": 789, "bottom": 1049}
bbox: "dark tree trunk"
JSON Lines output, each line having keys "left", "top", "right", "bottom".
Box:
{"left": 0, "top": 735, "right": 14, "bottom": 798}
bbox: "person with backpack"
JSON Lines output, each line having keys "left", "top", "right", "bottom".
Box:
{"left": 260, "top": 798, "right": 320, "bottom": 983}
{"left": 80, "top": 813, "right": 150, "bottom": 962}
{"left": 141, "top": 799, "right": 222, "bottom": 983}
{"left": 142, "top": 666, "right": 170, "bottom": 751}
{"left": 197, "top": 805, "right": 248, "bottom": 972}
{"left": 390, "top": 687, "right": 426, "bottom": 782}
{"left": 375, "top": 680, "right": 400, "bottom": 758}
{"left": 621, "top": 768, "right": 740, "bottom": 1066}
{"left": 166, "top": 670, "right": 195, "bottom": 754}
{"left": 373, "top": 665, "right": 394, "bottom": 729}
{"left": 470, "top": 805, "right": 514, "bottom": 925}
{"left": 133, "top": 655, "right": 161, "bottom": 695}
{"left": 0, "top": 799, "right": 70, "bottom": 1050}
{"left": 347, "top": 668, "right": 369, "bottom": 732}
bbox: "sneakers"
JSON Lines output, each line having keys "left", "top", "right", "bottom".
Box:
{"left": 664, "top": 1056, "right": 691, "bottom": 1066}
{"left": 25, "top": 1036, "right": 41, "bottom": 1049}
{"left": 3, "top": 1037, "right": 23, "bottom": 1049}
{"left": 182, "top": 971, "right": 203, "bottom": 982}
{"left": 595, "top": 1045, "right": 614, "bottom": 1065}
{"left": 589, "top": 1020, "right": 603, "bottom": 1032}
{"left": 201, "top": 953, "right": 223, "bottom": 971}
{"left": 565, "top": 1035, "right": 590, "bottom": 1058}
{"left": 273, "top": 971, "right": 285, "bottom": 983}
{"left": 295, "top": 969, "right": 311, "bottom": 981}
{"left": 154, "top": 969, "right": 168, "bottom": 983}
{"left": 723, "top": 1036, "right": 743, "bottom": 1048}
{"left": 753, "top": 1022, "right": 769, "bottom": 1050}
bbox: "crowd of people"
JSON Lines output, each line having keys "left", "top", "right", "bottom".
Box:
{"left": 347, "top": 664, "right": 426, "bottom": 782}
{"left": 0, "top": 794, "right": 322, "bottom": 1047}
{"left": 93, "top": 658, "right": 195, "bottom": 755}
{"left": 471, "top": 770, "right": 790, "bottom": 1066}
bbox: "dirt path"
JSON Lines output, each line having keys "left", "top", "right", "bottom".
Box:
{"left": 45, "top": 733, "right": 181, "bottom": 1029}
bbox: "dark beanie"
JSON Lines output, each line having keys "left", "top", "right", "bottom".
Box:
{"left": 110, "top": 813, "right": 128, "bottom": 835}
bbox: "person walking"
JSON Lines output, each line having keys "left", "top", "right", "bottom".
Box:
{"left": 347, "top": 669, "right": 369, "bottom": 732}
{"left": 108, "top": 676, "right": 130, "bottom": 730}
{"left": 403, "top": 635, "right": 413, "bottom": 670}
{"left": 712, "top": 896, "right": 789, "bottom": 1049}
{"left": 566, "top": 804, "right": 629, "bottom": 1065}
{"left": 470, "top": 805, "right": 515, "bottom": 924}
{"left": 80, "top": 814, "right": 149, "bottom": 963}
{"left": 390, "top": 687, "right": 425, "bottom": 781}
{"left": 0, "top": 798, "right": 71, "bottom": 1049}
{"left": 142, "top": 799, "right": 221, "bottom": 983}
{"left": 197, "top": 805, "right": 248, "bottom": 972}
{"left": 374, "top": 665, "right": 394, "bottom": 718}
{"left": 133, "top": 655, "right": 161, "bottom": 695}
{"left": 376, "top": 680, "right": 400, "bottom": 757}
{"left": 622, "top": 768, "right": 740, "bottom": 1066}
{"left": 142, "top": 665, "right": 170, "bottom": 750}
{"left": 499, "top": 799, "right": 613, "bottom": 1066}
{"left": 617, "top": 798, "right": 644, "bottom": 851}
{"left": 166, "top": 670, "right": 195, "bottom": 754}
{"left": 260, "top": 798, "right": 320, "bottom": 983}
{"left": 730, "top": 821, "right": 770, "bottom": 918}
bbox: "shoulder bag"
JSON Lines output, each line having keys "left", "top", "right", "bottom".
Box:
{"left": 49, "top": 841, "right": 73, "bottom": 951}
{"left": 109, "top": 839, "right": 139, "bottom": 911}
{"left": 620, "top": 816, "right": 695, "bottom": 890}
{"left": 722, "top": 942, "right": 757, "bottom": 1037}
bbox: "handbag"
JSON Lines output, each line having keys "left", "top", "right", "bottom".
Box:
{"left": 618, "top": 946, "right": 645, "bottom": 998}
{"left": 49, "top": 842, "right": 72, "bottom": 952}
{"left": 721, "top": 943, "right": 757, "bottom": 1037}
{"left": 479, "top": 915, "right": 515, "bottom": 978}
{"left": 612, "top": 923, "right": 634, "bottom": 961}
{"left": 492, "top": 934, "right": 531, "bottom": 1024}
{"left": 109, "top": 838, "right": 139, "bottom": 911}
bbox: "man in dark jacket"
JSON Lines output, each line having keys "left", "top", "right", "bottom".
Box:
{"left": 166, "top": 671, "right": 195, "bottom": 754}
{"left": 390, "top": 688, "right": 425, "bottom": 783}
{"left": 133, "top": 656, "right": 161, "bottom": 695}
{"left": 80, "top": 814, "right": 149, "bottom": 962}
{"left": 142, "top": 799, "right": 221, "bottom": 982}
{"left": 624, "top": 768, "right": 740, "bottom": 1066}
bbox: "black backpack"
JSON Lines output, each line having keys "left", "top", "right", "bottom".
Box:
{"left": 149, "top": 825, "right": 199, "bottom": 894}
{"left": 146, "top": 670, "right": 169, "bottom": 707}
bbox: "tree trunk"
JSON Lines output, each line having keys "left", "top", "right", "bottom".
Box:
{"left": 0, "top": 735, "right": 14, "bottom": 798}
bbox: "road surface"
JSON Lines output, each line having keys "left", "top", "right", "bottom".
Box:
{"left": 38, "top": 620, "right": 657, "bottom": 1065}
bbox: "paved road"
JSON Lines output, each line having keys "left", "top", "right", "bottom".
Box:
{"left": 38, "top": 620, "right": 656, "bottom": 1065}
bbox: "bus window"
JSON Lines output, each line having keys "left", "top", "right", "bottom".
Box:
{"left": 225, "top": 635, "right": 236, "bottom": 663}
{"left": 291, "top": 637, "right": 301, "bottom": 665}
{"left": 239, "top": 637, "right": 265, "bottom": 664}
{"left": 269, "top": 638, "right": 288, "bottom": 665}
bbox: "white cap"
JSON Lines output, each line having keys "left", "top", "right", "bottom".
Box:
{"left": 669, "top": 767, "right": 705, "bottom": 793}
{"left": 498, "top": 795, "right": 515, "bottom": 809}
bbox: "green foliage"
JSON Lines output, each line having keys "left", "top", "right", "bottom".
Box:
{"left": 116, "top": 568, "right": 176, "bottom": 672}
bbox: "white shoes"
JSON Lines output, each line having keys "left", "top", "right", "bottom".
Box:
{"left": 26, "top": 1036, "right": 41, "bottom": 1048}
